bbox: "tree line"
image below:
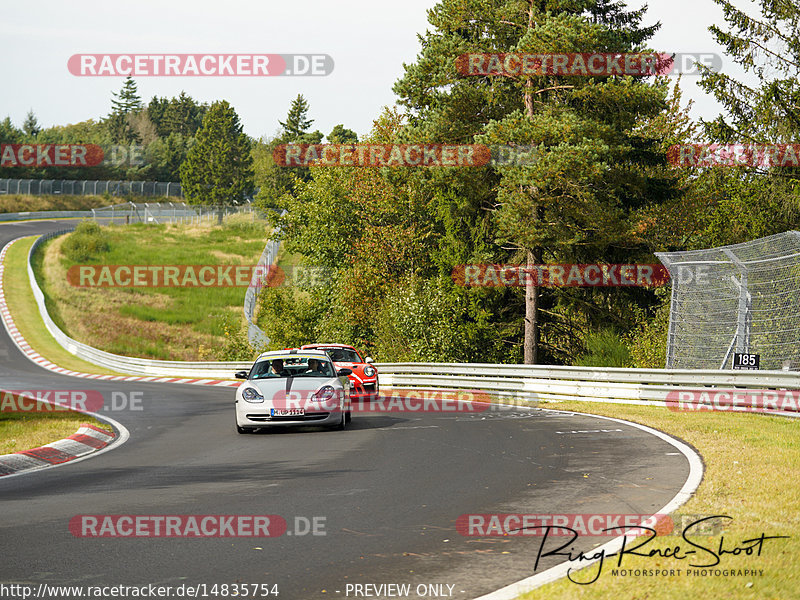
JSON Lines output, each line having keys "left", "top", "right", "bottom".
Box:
{"left": 3, "top": 0, "right": 799, "bottom": 366}
{"left": 253, "top": 0, "right": 800, "bottom": 366}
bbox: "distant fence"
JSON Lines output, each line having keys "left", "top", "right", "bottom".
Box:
{"left": 92, "top": 202, "right": 258, "bottom": 225}
{"left": 0, "top": 178, "right": 183, "bottom": 198}
{"left": 0, "top": 201, "right": 260, "bottom": 224}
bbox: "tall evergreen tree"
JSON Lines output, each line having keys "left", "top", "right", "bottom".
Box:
{"left": 110, "top": 76, "right": 143, "bottom": 114}
{"left": 278, "top": 94, "right": 323, "bottom": 143}
{"left": 23, "top": 110, "right": 41, "bottom": 138}
{"left": 107, "top": 77, "right": 144, "bottom": 144}
{"left": 0, "top": 116, "right": 23, "bottom": 143}
{"left": 254, "top": 95, "right": 324, "bottom": 212}
{"left": 699, "top": 0, "right": 800, "bottom": 144}
{"left": 180, "top": 100, "right": 254, "bottom": 214}
{"left": 394, "top": 0, "right": 677, "bottom": 363}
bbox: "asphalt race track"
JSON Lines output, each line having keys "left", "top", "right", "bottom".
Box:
{"left": 0, "top": 219, "right": 696, "bottom": 599}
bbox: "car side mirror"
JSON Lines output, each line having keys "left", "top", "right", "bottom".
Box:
{"left": 365, "top": 357, "right": 374, "bottom": 364}
{"left": 337, "top": 368, "right": 353, "bottom": 377}
{"left": 235, "top": 370, "right": 249, "bottom": 380}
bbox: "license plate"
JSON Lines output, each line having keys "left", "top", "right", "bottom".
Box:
{"left": 271, "top": 408, "right": 304, "bottom": 417}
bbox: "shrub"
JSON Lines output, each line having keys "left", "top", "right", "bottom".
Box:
{"left": 625, "top": 298, "right": 670, "bottom": 368}
{"left": 210, "top": 312, "right": 266, "bottom": 361}
{"left": 575, "top": 329, "right": 632, "bottom": 367}
{"left": 60, "top": 220, "right": 110, "bottom": 263}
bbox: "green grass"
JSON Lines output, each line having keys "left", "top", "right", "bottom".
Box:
{"left": 0, "top": 409, "right": 113, "bottom": 454}
{"left": 33, "top": 216, "right": 270, "bottom": 360}
{"left": 512, "top": 400, "right": 799, "bottom": 600}
{"left": 2, "top": 235, "right": 128, "bottom": 376}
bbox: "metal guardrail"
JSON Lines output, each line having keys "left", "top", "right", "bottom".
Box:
{"left": 244, "top": 238, "right": 279, "bottom": 347}
{"left": 21, "top": 230, "right": 800, "bottom": 404}
{"left": 376, "top": 363, "right": 800, "bottom": 413}
{"left": 0, "top": 204, "right": 257, "bottom": 224}
{"left": 27, "top": 231, "right": 251, "bottom": 379}
{"left": 0, "top": 210, "right": 95, "bottom": 222}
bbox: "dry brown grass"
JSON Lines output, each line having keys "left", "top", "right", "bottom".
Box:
{"left": 42, "top": 236, "right": 222, "bottom": 360}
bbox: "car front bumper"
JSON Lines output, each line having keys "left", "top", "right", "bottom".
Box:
{"left": 235, "top": 402, "right": 344, "bottom": 428}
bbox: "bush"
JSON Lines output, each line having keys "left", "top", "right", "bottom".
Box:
{"left": 201, "top": 312, "right": 266, "bottom": 361}
{"left": 60, "top": 220, "right": 110, "bottom": 263}
{"left": 575, "top": 329, "right": 632, "bottom": 367}
{"left": 625, "top": 298, "right": 670, "bottom": 368}
{"left": 254, "top": 286, "right": 321, "bottom": 350}
{"left": 374, "top": 276, "right": 494, "bottom": 362}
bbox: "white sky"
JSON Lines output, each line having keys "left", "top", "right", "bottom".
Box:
{"left": 0, "top": 0, "right": 759, "bottom": 140}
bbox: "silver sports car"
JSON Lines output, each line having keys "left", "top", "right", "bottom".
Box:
{"left": 234, "top": 349, "right": 352, "bottom": 433}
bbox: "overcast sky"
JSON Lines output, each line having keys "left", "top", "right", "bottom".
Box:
{"left": 0, "top": 0, "right": 757, "bottom": 140}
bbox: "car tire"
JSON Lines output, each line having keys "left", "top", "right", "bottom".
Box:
{"left": 331, "top": 409, "right": 346, "bottom": 431}
{"left": 236, "top": 416, "right": 253, "bottom": 434}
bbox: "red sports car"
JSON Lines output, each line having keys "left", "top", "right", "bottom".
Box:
{"left": 301, "top": 344, "right": 378, "bottom": 401}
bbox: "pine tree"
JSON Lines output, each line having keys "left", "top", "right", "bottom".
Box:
{"left": 394, "top": 0, "right": 677, "bottom": 363}
{"left": 180, "top": 100, "right": 254, "bottom": 213}
{"left": 107, "top": 77, "right": 143, "bottom": 144}
{"left": 698, "top": 0, "right": 800, "bottom": 144}
{"left": 23, "top": 110, "right": 41, "bottom": 138}
{"left": 278, "top": 94, "right": 323, "bottom": 143}
{"left": 110, "top": 76, "right": 143, "bottom": 114}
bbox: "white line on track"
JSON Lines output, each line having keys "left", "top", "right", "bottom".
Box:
{"left": 472, "top": 405, "right": 704, "bottom": 600}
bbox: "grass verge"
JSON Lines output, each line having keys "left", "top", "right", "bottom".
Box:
{"left": 34, "top": 214, "right": 269, "bottom": 361}
{"left": 513, "top": 400, "right": 799, "bottom": 599}
{"left": 0, "top": 407, "right": 113, "bottom": 454}
{"left": 2, "top": 235, "right": 128, "bottom": 376}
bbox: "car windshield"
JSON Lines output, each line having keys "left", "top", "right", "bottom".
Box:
{"left": 320, "top": 348, "right": 362, "bottom": 363}
{"left": 249, "top": 356, "right": 335, "bottom": 379}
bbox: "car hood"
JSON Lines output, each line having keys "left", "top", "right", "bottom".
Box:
{"left": 333, "top": 361, "right": 375, "bottom": 380}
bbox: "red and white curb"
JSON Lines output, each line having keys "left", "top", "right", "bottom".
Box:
{"left": 0, "top": 237, "right": 240, "bottom": 388}
{"left": 0, "top": 423, "right": 116, "bottom": 478}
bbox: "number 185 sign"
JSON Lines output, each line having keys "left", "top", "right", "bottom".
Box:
{"left": 733, "top": 353, "right": 760, "bottom": 370}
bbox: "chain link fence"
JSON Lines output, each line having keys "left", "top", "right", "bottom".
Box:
{"left": 656, "top": 231, "right": 800, "bottom": 370}
{"left": 0, "top": 178, "right": 183, "bottom": 197}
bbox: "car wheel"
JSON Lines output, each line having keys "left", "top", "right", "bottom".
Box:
{"left": 236, "top": 415, "right": 252, "bottom": 434}
{"left": 331, "top": 409, "right": 346, "bottom": 430}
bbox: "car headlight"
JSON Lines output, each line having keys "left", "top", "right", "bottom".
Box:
{"left": 311, "top": 385, "right": 336, "bottom": 402}
{"left": 242, "top": 387, "right": 264, "bottom": 403}
{"left": 363, "top": 366, "right": 376, "bottom": 377}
